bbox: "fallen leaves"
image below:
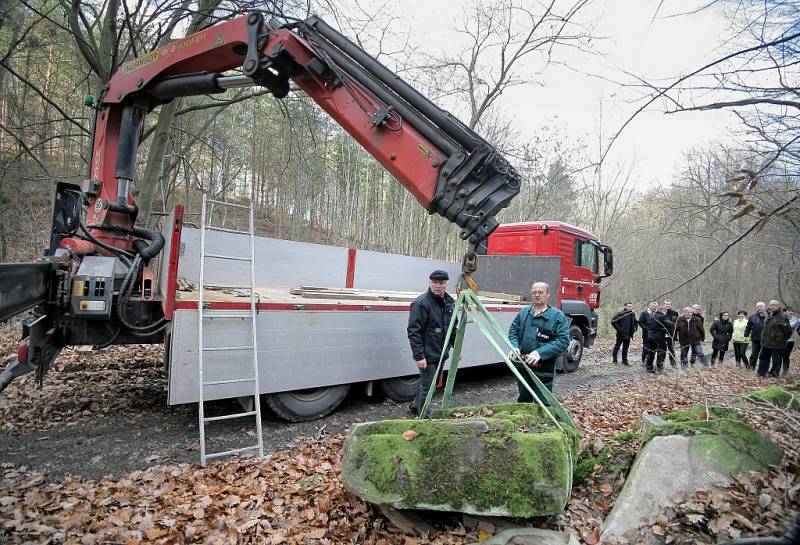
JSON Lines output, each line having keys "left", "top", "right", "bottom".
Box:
{"left": 0, "top": 325, "right": 166, "bottom": 432}
{"left": 0, "top": 435, "right": 485, "bottom": 545}
{"left": 1, "top": 338, "right": 797, "bottom": 545}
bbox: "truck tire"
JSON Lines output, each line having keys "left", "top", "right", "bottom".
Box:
{"left": 380, "top": 375, "right": 421, "bottom": 401}
{"left": 265, "top": 385, "right": 350, "bottom": 422}
{"left": 562, "top": 325, "right": 584, "bottom": 373}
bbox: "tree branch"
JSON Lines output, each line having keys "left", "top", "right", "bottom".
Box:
{"left": 0, "top": 59, "right": 90, "bottom": 135}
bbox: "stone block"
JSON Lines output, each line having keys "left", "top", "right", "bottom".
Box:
{"left": 341, "top": 403, "right": 579, "bottom": 517}
{"left": 601, "top": 408, "right": 783, "bottom": 542}
{"left": 640, "top": 412, "right": 667, "bottom": 438}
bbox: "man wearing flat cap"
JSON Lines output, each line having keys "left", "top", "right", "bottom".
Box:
{"left": 406, "top": 269, "right": 457, "bottom": 417}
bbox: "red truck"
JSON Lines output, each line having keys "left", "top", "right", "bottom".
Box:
{"left": 478, "top": 220, "right": 613, "bottom": 371}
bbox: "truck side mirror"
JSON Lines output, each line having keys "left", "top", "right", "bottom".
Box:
{"left": 601, "top": 246, "right": 613, "bottom": 277}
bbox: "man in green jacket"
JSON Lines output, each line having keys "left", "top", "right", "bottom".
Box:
{"left": 508, "top": 282, "right": 570, "bottom": 404}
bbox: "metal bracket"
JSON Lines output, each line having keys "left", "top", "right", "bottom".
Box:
{"left": 371, "top": 106, "right": 392, "bottom": 127}
{"left": 243, "top": 13, "right": 265, "bottom": 78}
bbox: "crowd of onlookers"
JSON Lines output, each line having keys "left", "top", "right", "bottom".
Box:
{"left": 610, "top": 299, "right": 800, "bottom": 377}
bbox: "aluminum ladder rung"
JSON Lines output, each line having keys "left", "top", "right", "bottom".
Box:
{"left": 203, "top": 377, "right": 256, "bottom": 386}
{"left": 206, "top": 198, "right": 251, "bottom": 209}
{"left": 202, "top": 313, "right": 253, "bottom": 319}
{"left": 204, "top": 225, "right": 249, "bottom": 235}
{"left": 203, "top": 410, "right": 257, "bottom": 422}
{"left": 203, "top": 253, "right": 251, "bottom": 262}
{"left": 205, "top": 445, "right": 261, "bottom": 460}
{"left": 198, "top": 193, "right": 263, "bottom": 466}
{"left": 203, "top": 283, "right": 253, "bottom": 290}
{"left": 202, "top": 345, "right": 254, "bottom": 352}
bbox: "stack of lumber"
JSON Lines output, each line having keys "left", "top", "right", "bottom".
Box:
{"left": 289, "top": 285, "right": 521, "bottom": 304}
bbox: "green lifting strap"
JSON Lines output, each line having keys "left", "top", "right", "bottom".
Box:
{"left": 419, "top": 289, "right": 576, "bottom": 432}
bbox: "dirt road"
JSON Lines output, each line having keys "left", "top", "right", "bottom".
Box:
{"left": 1, "top": 345, "right": 645, "bottom": 481}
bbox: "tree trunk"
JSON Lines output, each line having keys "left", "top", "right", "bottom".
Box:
{"left": 138, "top": 0, "right": 221, "bottom": 226}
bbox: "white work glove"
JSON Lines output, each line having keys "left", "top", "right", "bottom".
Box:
{"left": 525, "top": 350, "right": 541, "bottom": 366}
{"left": 507, "top": 347, "right": 522, "bottom": 362}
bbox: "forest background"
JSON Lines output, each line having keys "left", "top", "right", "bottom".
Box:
{"left": 0, "top": 0, "right": 797, "bottom": 336}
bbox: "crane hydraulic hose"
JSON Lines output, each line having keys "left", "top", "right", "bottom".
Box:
{"left": 131, "top": 226, "right": 165, "bottom": 261}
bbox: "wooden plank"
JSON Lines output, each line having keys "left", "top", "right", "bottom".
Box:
{"left": 476, "top": 290, "right": 522, "bottom": 301}
{"left": 296, "top": 286, "right": 518, "bottom": 304}
{"left": 299, "top": 292, "right": 416, "bottom": 302}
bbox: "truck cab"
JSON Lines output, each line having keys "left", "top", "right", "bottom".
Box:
{"left": 479, "top": 221, "right": 613, "bottom": 371}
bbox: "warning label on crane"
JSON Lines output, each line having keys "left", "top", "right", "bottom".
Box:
{"left": 121, "top": 32, "right": 210, "bottom": 75}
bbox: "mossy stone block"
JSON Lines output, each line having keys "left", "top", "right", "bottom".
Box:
{"left": 743, "top": 387, "right": 799, "bottom": 410}
{"left": 341, "top": 403, "right": 579, "bottom": 517}
{"left": 602, "top": 409, "right": 782, "bottom": 542}
{"left": 642, "top": 406, "right": 783, "bottom": 473}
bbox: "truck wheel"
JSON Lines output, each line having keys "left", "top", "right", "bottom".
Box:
{"left": 563, "top": 325, "right": 584, "bottom": 372}
{"left": 265, "top": 385, "right": 350, "bottom": 422}
{"left": 380, "top": 375, "right": 421, "bottom": 401}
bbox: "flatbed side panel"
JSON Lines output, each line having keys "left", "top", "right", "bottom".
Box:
{"left": 353, "top": 249, "right": 460, "bottom": 292}
{"left": 167, "top": 308, "right": 516, "bottom": 405}
{"left": 179, "top": 227, "right": 464, "bottom": 292}
{"left": 179, "top": 228, "right": 348, "bottom": 288}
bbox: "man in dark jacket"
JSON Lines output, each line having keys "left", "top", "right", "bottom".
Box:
{"left": 689, "top": 303, "right": 705, "bottom": 365}
{"left": 638, "top": 301, "right": 658, "bottom": 364}
{"left": 645, "top": 306, "right": 673, "bottom": 372}
{"left": 664, "top": 300, "right": 679, "bottom": 367}
{"left": 407, "top": 270, "right": 456, "bottom": 417}
{"left": 674, "top": 306, "right": 709, "bottom": 367}
{"left": 745, "top": 302, "right": 767, "bottom": 370}
{"left": 611, "top": 302, "right": 637, "bottom": 365}
{"left": 758, "top": 300, "right": 793, "bottom": 378}
{"left": 508, "top": 282, "right": 570, "bottom": 404}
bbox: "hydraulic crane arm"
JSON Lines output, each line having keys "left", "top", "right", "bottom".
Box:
{"left": 75, "top": 12, "right": 520, "bottom": 258}
{"left": 0, "top": 12, "right": 521, "bottom": 394}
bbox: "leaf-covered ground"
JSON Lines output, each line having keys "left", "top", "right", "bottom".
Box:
{"left": 1, "top": 325, "right": 798, "bottom": 544}
{"left": 553, "top": 367, "right": 799, "bottom": 545}
{"left": 0, "top": 324, "right": 166, "bottom": 433}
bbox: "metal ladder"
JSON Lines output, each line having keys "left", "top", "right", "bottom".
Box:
{"left": 197, "top": 194, "right": 264, "bottom": 465}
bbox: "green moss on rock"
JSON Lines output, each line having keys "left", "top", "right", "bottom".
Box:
{"left": 342, "top": 403, "right": 579, "bottom": 517}
{"left": 641, "top": 406, "right": 783, "bottom": 472}
{"left": 743, "top": 387, "right": 799, "bottom": 410}
{"left": 661, "top": 405, "right": 740, "bottom": 422}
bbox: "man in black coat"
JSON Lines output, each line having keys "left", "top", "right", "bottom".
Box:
{"left": 745, "top": 302, "right": 767, "bottom": 370}
{"left": 638, "top": 301, "right": 658, "bottom": 364}
{"left": 645, "top": 306, "right": 673, "bottom": 372}
{"left": 758, "top": 300, "right": 793, "bottom": 378}
{"left": 664, "top": 300, "right": 679, "bottom": 367}
{"left": 611, "top": 302, "right": 637, "bottom": 365}
{"left": 407, "top": 270, "right": 456, "bottom": 417}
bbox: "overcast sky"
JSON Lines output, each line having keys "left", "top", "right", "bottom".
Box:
{"left": 382, "top": 0, "right": 738, "bottom": 188}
